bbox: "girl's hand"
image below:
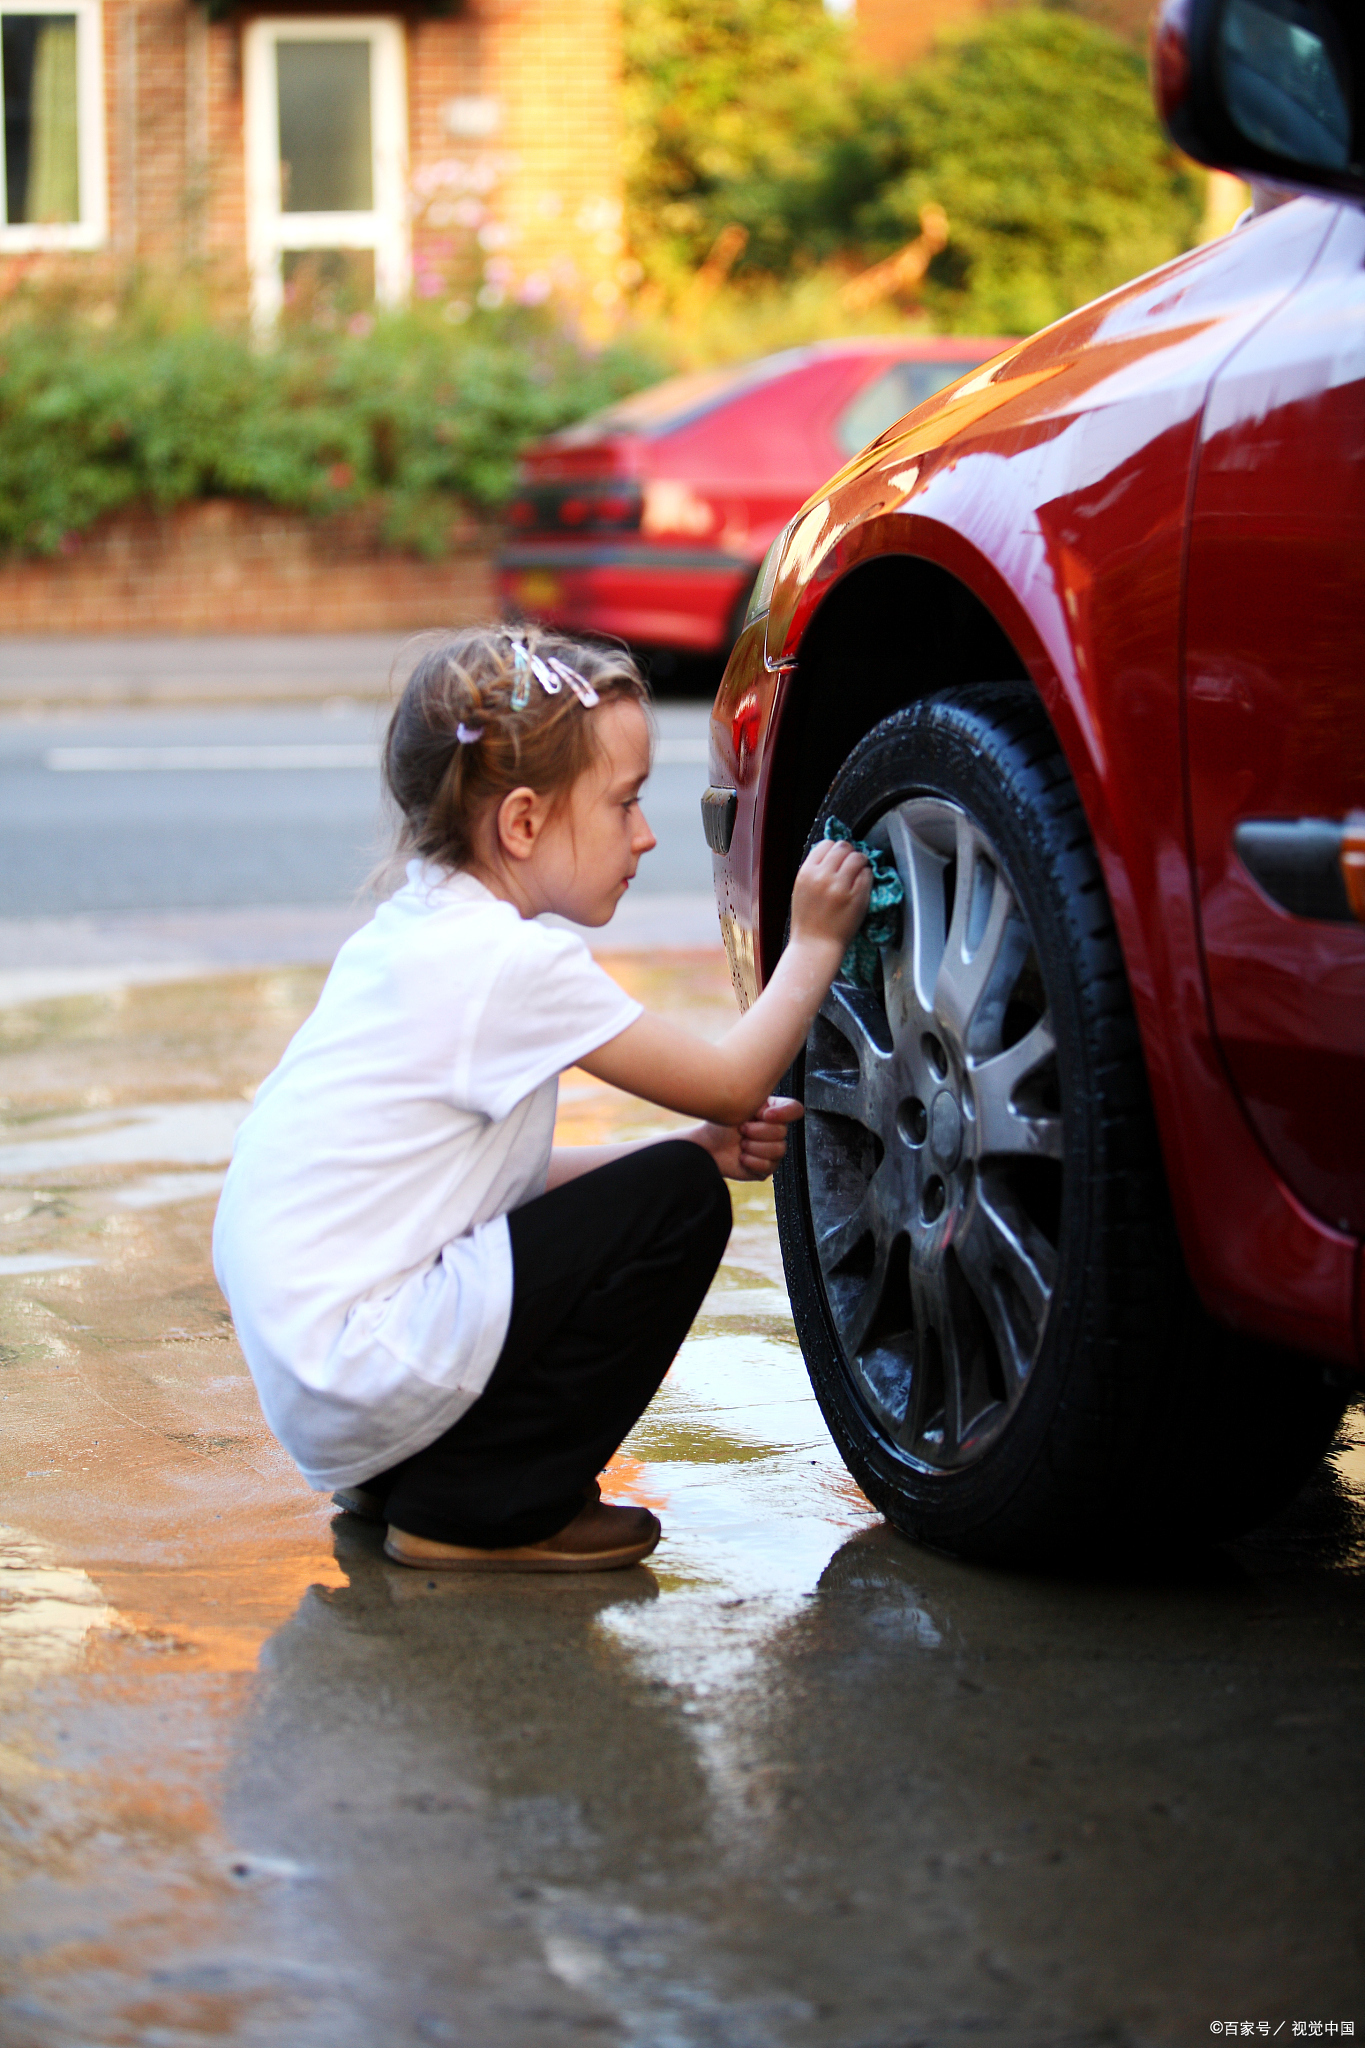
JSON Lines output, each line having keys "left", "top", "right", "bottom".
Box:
{"left": 790, "top": 837, "right": 872, "bottom": 957}
{"left": 692, "top": 1097, "right": 804, "bottom": 1181}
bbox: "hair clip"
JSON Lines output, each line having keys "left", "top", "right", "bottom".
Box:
{"left": 456, "top": 722, "right": 484, "bottom": 744}
{"left": 506, "top": 635, "right": 599, "bottom": 709}
{"left": 547, "top": 658, "right": 600, "bottom": 708}
{"left": 509, "top": 640, "right": 533, "bottom": 710}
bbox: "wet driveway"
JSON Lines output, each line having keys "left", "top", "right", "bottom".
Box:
{"left": 0, "top": 957, "right": 1362, "bottom": 2047}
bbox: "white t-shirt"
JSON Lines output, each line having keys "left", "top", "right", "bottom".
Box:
{"left": 212, "top": 862, "right": 642, "bottom": 1491}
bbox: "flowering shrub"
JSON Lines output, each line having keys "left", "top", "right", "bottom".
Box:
{"left": 0, "top": 300, "right": 661, "bottom": 558}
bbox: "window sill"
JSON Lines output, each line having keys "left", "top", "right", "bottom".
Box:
{"left": 0, "top": 225, "right": 106, "bottom": 252}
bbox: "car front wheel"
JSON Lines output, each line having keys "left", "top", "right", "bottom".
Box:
{"left": 776, "top": 686, "right": 1346, "bottom": 1563}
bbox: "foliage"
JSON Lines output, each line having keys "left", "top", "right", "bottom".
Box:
{"left": 0, "top": 298, "right": 661, "bottom": 558}
{"left": 623, "top": 3, "right": 1205, "bottom": 339}
{"left": 804, "top": 11, "right": 1205, "bottom": 334}
{"left": 0, "top": 4, "right": 1208, "bottom": 556}
{"left": 627, "top": 269, "right": 918, "bottom": 372}
{"left": 621, "top": 0, "right": 855, "bottom": 286}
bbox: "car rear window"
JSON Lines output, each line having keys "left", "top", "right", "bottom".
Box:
{"left": 550, "top": 349, "right": 818, "bottom": 445}
{"left": 834, "top": 360, "right": 984, "bottom": 458}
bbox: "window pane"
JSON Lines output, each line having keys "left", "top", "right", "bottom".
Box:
{"left": 276, "top": 40, "right": 372, "bottom": 213}
{"left": 2, "top": 15, "right": 79, "bottom": 225}
{"left": 834, "top": 361, "right": 981, "bottom": 458}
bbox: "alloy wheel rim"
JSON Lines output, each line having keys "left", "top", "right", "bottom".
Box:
{"left": 803, "top": 797, "right": 1065, "bottom": 1473}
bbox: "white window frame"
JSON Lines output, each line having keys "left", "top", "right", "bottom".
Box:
{"left": 244, "top": 15, "right": 409, "bottom": 327}
{"left": 0, "top": 0, "right": 107, "bottom": 250}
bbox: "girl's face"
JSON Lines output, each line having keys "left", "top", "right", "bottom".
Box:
{"left": 515, "top": 697, "right": 658, "bottom": 926}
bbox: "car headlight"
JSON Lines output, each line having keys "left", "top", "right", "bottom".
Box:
{"left": 744, "top": 518, "right": 798, "bottom": 631}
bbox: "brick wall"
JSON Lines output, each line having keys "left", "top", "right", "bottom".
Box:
{"left": 855, "top": 0, "right": 993, "bottom": 71}
{"left": 492, "top": 0, "right": 625, "bottom": 321}
{"left": 407, "top": 0, "right": 626, "bottom": 319}
{"left": 0, "top": 501, "right": 496, "bottom": 634}
{"left": 855, "top": 0, "right": 1153, "bottom": 68}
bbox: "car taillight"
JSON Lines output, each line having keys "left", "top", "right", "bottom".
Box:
{"left": 508, "top": 483, "right": 642, "bottom": 534}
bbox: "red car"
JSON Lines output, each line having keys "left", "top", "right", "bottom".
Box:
{"left": 705, "top": 0, "right": 1365, "bottom": 1562}
{"left": 496, "top": 339, "right": 1006, "bottom": 659}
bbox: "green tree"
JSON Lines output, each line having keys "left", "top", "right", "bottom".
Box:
{"left": 839, "top": 10, "right": 1205, "bottom": 333}
{"left": 622, "top": 0, "right": 854, "bottom": 284}
{"left": 623, "top": 3, "right": 1204, "bottom": 337}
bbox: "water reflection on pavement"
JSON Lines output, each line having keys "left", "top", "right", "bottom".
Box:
{"left": 0, "top": 960, "right": 1362, "bottom": 2047}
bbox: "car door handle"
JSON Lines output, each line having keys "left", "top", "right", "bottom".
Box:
{"left": 1234, "top": 816, "right": 1365, "bottom": 923}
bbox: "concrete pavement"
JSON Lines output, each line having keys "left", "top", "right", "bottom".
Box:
{"left": 0, "top": 634, "right": 416, "bottom": 710}
{"left": 1, "top": 637, "right": 1361, "bottom": 2043}
{"left": 1, "top": 960, "right": 1363, "bottom": 2046}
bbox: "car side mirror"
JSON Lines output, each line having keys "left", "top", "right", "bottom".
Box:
{"left": 1152, "top": 0, "right": 1365, "bottom": 201}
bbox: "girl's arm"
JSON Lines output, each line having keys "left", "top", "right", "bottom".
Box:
{"left": 578, "top": 838, "right": 870, "bottom": 1125}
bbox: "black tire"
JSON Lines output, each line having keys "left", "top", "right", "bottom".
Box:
{"left": 776, "top": 687, "right": 1347, "bottom": 1564}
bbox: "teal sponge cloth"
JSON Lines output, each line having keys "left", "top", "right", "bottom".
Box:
{"left": 824, "top": 815, "right": 904, "bottom": 987}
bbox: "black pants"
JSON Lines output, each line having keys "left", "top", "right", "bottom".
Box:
{"left": 366, "top": 1140, "right": 731, "bottom": 1547}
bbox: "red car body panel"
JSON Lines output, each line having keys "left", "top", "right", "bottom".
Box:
{"left": 497, "top": 340, "right": 1007, "bottom": 656}
{"left": 1185, "top": 202, "right": 1365, "bottom": 1243}
{"left": 710, "top": 197, "right": 1364, "bottom": 1370}
{"left": 502, "top": 548, "right": 753, "bottom": 656}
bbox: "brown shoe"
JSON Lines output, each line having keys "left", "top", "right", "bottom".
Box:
{"left": 384, "top": 1497, "right": 661, "bottom": 1574}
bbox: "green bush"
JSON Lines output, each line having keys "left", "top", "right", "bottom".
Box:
{"left": 622, "top": 0, "right": 854, "bottom": 286}
{"left": 0, "top": 302, "right": 661, "bottom": 558}
{"left": 624, "top": 3, "right": 1204, "bottom": 337}
{"left": 803, "top": 11, "right": 1204, "bottom": 334}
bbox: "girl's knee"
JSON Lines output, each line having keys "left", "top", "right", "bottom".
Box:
{"left": 660, "top": 1140, "right": 732, "bottom": 1241}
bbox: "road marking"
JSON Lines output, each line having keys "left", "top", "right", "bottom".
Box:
{"left": 44, "top": 745, "right": 381, "bottom": 771}
{"left": 41, "top": 737, "right": 709, "bottom": 771}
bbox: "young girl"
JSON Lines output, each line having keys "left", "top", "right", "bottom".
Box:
{"left": 213, "top": 627, "right": 869, "bottom": 1573}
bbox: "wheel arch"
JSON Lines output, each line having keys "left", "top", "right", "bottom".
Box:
{"left": 757, "top": 551, "right": 1033, "bottom": 979}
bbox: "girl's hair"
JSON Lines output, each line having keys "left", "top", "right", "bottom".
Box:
{"left": 383, "top": 626, "right": 650, "bottom": 872}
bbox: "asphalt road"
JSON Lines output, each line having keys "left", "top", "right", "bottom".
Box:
{"left": 0, "top": 698, "right": 717, "bottom": 919}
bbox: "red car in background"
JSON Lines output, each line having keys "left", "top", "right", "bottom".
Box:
{"left": 496, "top": 339, "right": 1007, "bottom": 660}
{"left": 705, "top": 0, "right": 1365, "bottom": 1563}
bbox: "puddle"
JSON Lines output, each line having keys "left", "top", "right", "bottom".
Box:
{"left": 4, "top": 958, "right": 1361, "bottom": 2045}
{"left": 0, "top": 1253, "right": 97, "bottom": 1274}
{"left": 0, "top": 1525, "right": 116, "bottom": 1681}
{"left": 113, "top": 1169, "right": 227, "bottom": 1209}
{"left": 609, "top": 1333, "right": 874, "bottom": 1598}
{"left": 0, "top": 1099, "right": 247, "bottom": 1177}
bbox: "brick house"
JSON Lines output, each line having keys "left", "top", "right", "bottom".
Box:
{"left": 0, "top": 0, "right": 628, "bottom": 323}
